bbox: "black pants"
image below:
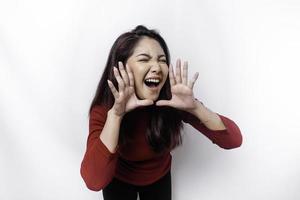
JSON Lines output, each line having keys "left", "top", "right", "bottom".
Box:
{"left": 102, "top": 171, "right": 171, "bottom": 200}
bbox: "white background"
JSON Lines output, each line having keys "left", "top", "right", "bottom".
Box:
{"left": 1, "top": 0, "right": 300, "bottom": 199}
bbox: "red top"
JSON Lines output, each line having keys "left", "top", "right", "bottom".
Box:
{"left": 80, "top": 105, "right": 242, "bottom": 191}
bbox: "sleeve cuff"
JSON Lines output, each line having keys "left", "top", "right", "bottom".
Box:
{"left": 217, "top": 114, "right": 236, "bottom": 132}
{"left": 94, "top": 138, "right": 118, "bottom": 160}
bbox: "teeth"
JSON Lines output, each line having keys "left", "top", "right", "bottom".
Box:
{"left": 145, "top": 79, "right": 160, "bottom": 83}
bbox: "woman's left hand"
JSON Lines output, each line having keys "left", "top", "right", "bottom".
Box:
{"left": 156, "top": 59, "right": 199, "bottom": 112}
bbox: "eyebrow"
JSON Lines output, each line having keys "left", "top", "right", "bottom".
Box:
{"left": 136, "top": 53, "right": 166, "bottom": 58}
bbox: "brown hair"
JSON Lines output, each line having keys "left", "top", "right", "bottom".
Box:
{"left": 89, "top": 25, "right": 183, "bottom": 153}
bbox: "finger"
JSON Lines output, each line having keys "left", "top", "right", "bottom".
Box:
{"left": 188, "top": 72, "right": 199, "bottom": 89}
{"left": 175, "top": 59, "right": 182, "bottom": 83}
{"left": 113, "top": 67, "right": 125, "bottom": 92}
{"left": 156, "top": 100, "right": 172, "bottom": 107}
{"left": 169, "top": 64, "right": 176, "bottom": 86}
{"left": 126, "top": 64, "right": 134, "bottom": 87}
{"left": 107, "top": 80, "right": 119, "bottom": 99}
{"left": 118, "top": 61, "right": 129, "bottom": 87}
{"left": 137, "top": 99, "right": 154, "bottom": 107}
{"left": 182, "top": 61, "right": 188, "bottom": 85}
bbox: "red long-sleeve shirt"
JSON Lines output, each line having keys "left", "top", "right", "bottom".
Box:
{"left": 80, "top": 105, "right": 242, "bottom": 191}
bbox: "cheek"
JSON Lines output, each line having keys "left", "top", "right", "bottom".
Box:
{"left": 132, "top": 70, "right": 145, "bottom": 86}
{"left": 162, "top": 65, "right": 169, "bottom": 80}
{"left": 128, "top": 63, "right": 144, "bottom": 83}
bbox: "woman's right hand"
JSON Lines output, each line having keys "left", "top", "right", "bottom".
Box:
{"left": 107, "top": 62, "right": 153, "bottom": 117}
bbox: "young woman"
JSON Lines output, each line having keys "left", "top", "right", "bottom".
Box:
{"left": 80, "top": 25, "right": 242, "bottom": 200}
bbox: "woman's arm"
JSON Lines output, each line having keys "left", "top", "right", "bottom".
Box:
{"left": 156, "top": 60, "right": 242, "bottom": 149}
{"left": 182, "top": 100, "right": 243, "bottom": 149}
{"left": 100, "top": 109, "right": 123, "bottom": 153}
{"left": 188, "top": 100, "right": 226, "bottom": 131}
{"left": 81, "top": 62, "right": 154, "bottom": 191}
{"left": 80, "top": 106, "right": 120, "bottom": 191}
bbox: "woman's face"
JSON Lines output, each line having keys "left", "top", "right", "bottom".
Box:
{"left": 126, "top": 37, "right": 169, "bottom": 101}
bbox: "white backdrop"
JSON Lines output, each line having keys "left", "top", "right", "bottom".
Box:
{"left": 1, "top": 0, "right": 300, "bottom": 200}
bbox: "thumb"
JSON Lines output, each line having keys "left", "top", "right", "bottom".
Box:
{"left": 137, "top": 99, "right": 154, "bottom": 107}
{"left": 156, "top": 100, "right": 172, "bottom": 107}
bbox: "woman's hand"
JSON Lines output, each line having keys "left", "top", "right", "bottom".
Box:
{"left": 156, "top": 59, "right": 199, "bottom": 112}
{"left": 107, "top": 62, "right": 153, "bottom": 117}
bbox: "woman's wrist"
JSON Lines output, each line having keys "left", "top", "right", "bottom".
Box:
{"left": 188, "top": 99, "right": 206, "bottom": 118}
{"left": 108, "top": 108, "right": 124, "bottom": 121}
{"left": 189, "top": 99, "right": 226, "bottom": 130}
{"left": 192, "top": 101, "right": 206, "bottom": 118}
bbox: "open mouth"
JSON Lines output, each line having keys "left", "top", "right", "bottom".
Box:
{"left": 144, "top": 78, "right": 160, "bottom": 88}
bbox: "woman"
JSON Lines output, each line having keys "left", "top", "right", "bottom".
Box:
{"left": 80, "top": 25, "right": 242, "bottom": 200}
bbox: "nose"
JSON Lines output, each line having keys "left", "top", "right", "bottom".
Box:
{"left": 150, "top": 61, "right": 162, "bottom": 73}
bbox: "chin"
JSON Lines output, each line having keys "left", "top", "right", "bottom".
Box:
{"left": 146, "top": 95, "right": 159, "bottom": 101}
{"left": 138, "top": 90, "right": 160, "bottom": 101}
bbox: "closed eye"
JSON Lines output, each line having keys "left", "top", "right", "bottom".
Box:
{"left": 138, "top": 59, "right": 149, "bottom": 62}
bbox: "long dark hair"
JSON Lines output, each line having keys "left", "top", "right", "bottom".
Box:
{"left": 89, "top": 25, "right": 183, "bottom": 153}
